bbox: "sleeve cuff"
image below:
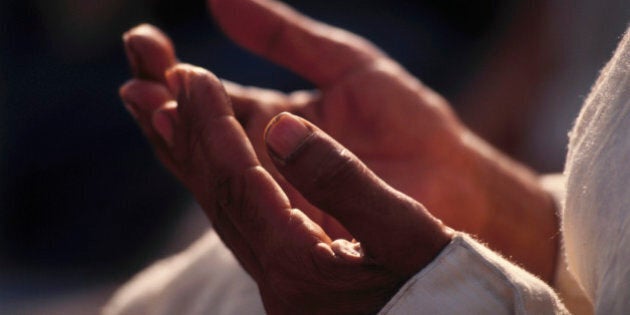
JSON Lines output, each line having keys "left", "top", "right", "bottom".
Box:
{"left": 379, "top": 232, "right": 569, "bottom": 315}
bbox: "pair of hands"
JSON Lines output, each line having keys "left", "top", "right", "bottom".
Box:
{"left": 121, "top": 0, "right": 558, "bottom": 313}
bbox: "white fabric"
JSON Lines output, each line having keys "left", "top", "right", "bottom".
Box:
{"left": 378, "top": 233, "right": 568, "bottom": 314}
{"left": 103, "top": 27, "right": 630, "bottom": 315}
{"left": 563, "top": 28, "right": 630, "bottom": 314}
{"left": 541, "top": 174, "right": 593, "bottom": 315}
{"left": 102, "top": 231, "right": 265, "bottom": 315}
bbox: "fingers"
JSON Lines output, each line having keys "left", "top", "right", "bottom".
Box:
{"left": 123, "top": 24, "right": 176, "bottom": 82}
{"left": 121, "top": 24, "right": 179, "bottom": 161}
{"left": 264, "top": 112, "right": 453, "bottom": 274}
{"left": 165, "top": 65, "right": 257, "bottom": 175}
{"left": 119, "top": 80, "right": 181, "bottom": 172}
{"left": 121, "top": 24, "right": 180, "bottom": 158}
{"left": 209, "top": 0, "right": 385, "bottom": 87}
{"left": 163, "top": 65, "right": 330, "bottom": 271}
{"left": 122, "top": 23, "right": 291, "bottom": 129}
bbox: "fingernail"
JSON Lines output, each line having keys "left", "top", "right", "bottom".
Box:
{"left": 331, "top": 239, "right": 364, "bottom": 262}
{"left": 265, "top": 113, "right": 311, "bottom": 161}
{"left": 152, "top": 110, "right": 175, "bottom": 147}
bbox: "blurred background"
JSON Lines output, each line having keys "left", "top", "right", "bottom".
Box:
{"left": 1, "top": 0, "right": 628, "bottom": 313}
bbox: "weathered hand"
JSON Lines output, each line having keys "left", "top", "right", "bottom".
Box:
{"left": 140, "top": 64, "right": 453, "bottom": 314}
{"left": 120, "top": 0, "right": 558, "bottom": 281}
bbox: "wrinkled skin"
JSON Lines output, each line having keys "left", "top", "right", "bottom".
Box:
{"left": 119, "top": 0, "right": 559, "bottom": 313}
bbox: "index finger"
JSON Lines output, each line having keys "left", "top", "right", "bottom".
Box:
{"left": 166, "top": 65, "right": 331, "bottom": 265}
{"left": 209, "top": 0, "right": 386, "bottom": 87}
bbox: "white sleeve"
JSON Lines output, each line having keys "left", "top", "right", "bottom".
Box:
{"left": 102, "top": 230, "right": 265, "bottom": 315}
{"left": 379, "top": 233, "right": 569, "bottom": 315}
{"left": 563, "top": 26, "right": 630, "bottom": 314}
{"left": 104, "top": 231, "right": 568, "bottom": 315}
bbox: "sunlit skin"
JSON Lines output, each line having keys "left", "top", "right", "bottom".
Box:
{"left": 119, "top": 0, "right": 559, "bottom": 313}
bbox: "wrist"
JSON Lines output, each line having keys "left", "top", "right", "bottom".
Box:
{"left": 462, "top": 131, "right": 559, "bottom": 282}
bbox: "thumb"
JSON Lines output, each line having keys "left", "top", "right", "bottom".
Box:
{"left": 264, "top": 112, "right": 452, "bottom": 274}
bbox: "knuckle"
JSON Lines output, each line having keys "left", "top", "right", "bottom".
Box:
{"left": 215, "top": 167, "right": 269, "bottom": 236}
{"left": 175, "top": 122, "right": 206, "bottom": 175}
{"left": 312, "top": 147, "right": 361, "bottom": 192}
{"left": 258, "top": 210, "right": 300, "bottom": 271}
{"left": 264, "top": 17, "right": 289, "bottom": 60}
{"left": 215, "top": 172, "right": 245, "bottom": 220}
{"left": 213, "top": 177, "right": 233, "bottom": 220}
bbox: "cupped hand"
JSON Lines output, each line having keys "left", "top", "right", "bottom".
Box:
{"left": 120, "top": 0, "right": 558, "bottom": 281}
{"left": 147, "top": 64, "right": 453, "bottom": 314}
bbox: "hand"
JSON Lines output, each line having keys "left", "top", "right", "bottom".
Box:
{"left": 120, "top": 0, "right": 558, "bottom": 281}
{"left": 139, "top": 63, "right": 454, "bottom": 314}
